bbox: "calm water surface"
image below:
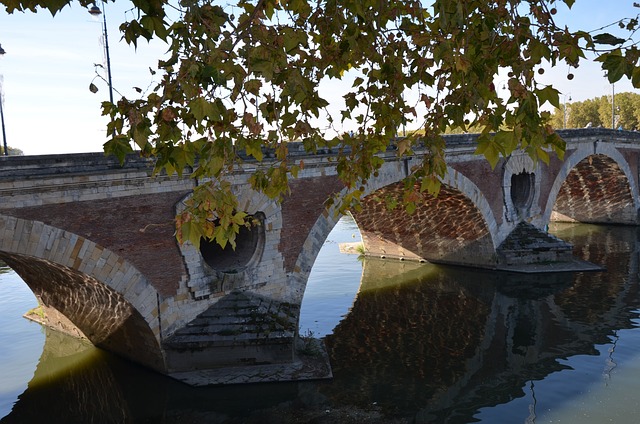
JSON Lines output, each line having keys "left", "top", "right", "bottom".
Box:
{"left": 2, "top": 218, "right": 640, "bottom": 423}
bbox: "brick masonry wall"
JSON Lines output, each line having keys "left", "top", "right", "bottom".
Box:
{"left": 537, "top": 154, "right": 565, "bottom": 217}
{"left": 449, "top": 158, "right": 505, "bottom": 227}
{"left": 279, "top": 176, "right": 344, "bottom": 272}
{"left": 0, "top": 191, "right": 190, "bottom": 297}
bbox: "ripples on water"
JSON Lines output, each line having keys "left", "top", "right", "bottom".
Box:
{"left": 2, "top": 219, "right": 640, "bottom": 423}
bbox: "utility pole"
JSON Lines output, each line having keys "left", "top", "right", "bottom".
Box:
{"left": 0, "top": 44, "right": 7, "bottom": 156}
{"left": 605, "top": 71, "right": 617, "bottom": 129}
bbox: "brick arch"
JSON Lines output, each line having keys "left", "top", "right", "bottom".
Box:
{"left": 288, "top": 161, "right": 497, "bottom": 305}
{"left": 0, "top": 214, "right": 165, "bottom": 371}
{"left": 440, "top": 165, "right": 499, "bottom": 248}
{"left": 544, "top": 145, "right": 639, "bottom": 225}
{"left": 352, "top": 180, "right": 495, "bottom": 267}
{"left": 287, "top": 159, "right": 414, "bottom": 304}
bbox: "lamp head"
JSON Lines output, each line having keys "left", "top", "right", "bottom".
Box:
{"left": 0, "top": 44, "right": 5, "bottom": 56}
{"left": 88, "top": 4, "right": 102, "bottom": 17}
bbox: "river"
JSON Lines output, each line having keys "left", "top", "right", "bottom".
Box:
{"left": 1, "top": 217, "right": 640, "bottom": 423}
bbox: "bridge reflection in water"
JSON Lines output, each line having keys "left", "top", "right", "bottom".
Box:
{"left": 327, "top": 223, "right": 639, "bottom": 423}
{"left": 2, "top": 223, "right": 640, "bottom": 423}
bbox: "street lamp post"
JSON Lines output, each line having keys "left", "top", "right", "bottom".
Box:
{"left": 563, "top": 93, "right": 572, "bottom": 129}
{"left": 612, "top": 83, "right": 615, "bottom": 129}
{"left": 89, "top": 2, "right": 114, "bottom": 106}
{"left": 0, "top": 43, "right": 8, "bottom": 156}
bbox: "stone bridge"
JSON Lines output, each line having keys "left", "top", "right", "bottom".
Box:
{"left": 0, "top": 128, "right": 638, "bottom": 384}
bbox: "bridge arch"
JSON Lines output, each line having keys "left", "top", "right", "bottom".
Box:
{"left": 0, "top": 214, "right": 165, "bottom": 371}
{"left": 289, "top": 161, "right": 498, "bottom": 305}
{"left": 543, "top": 143, "right": 639, "bottom": 225}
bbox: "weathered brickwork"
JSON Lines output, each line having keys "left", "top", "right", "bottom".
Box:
{"left": 0, "top": 191, "right": 190, "bottom": 296}
{"left": 280, "top": 176, "right": 344, "bottom": 272}
{"left": 353, "top": 182, "right": 495, "bottom": 266}
{"left": 552, "top": 154, "right": 636, "bottom": 224}
{"left": 0, "top": 216, "right": 163, "bottom": 369}
{"left": 542, "top": 132, "right": 640, "bottom": 225}
{"left": 0, "top": 251, "right": 165, "bottom": 370}
{"left": 449, "top": 158, "right": 505, "bottom": 227}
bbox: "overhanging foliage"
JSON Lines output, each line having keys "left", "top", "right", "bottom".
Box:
{"left": 3, "top": 0, "right": 640, "bottom": 248}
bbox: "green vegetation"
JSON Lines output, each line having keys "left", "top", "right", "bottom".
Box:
{"left": 3, "top": 0, "right": 640, "bottom": 248}
{"left": 297, "top": 329, "right": 322, "bottom": 357}
{"left": 550, "top": 92, "right": 640, "bottom": 130}
{"left": 23, "top": 305, "right": 46, "bottom": 325}
{"left": 0, "top": 145, "right": 24, "bottom": 156}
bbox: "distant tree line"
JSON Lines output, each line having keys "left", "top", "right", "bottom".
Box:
{"left": 0, "top": 145, "right": 23, "bottom": 156}
{"left": 549, "top": 92, "right": 640, "bottom": 130}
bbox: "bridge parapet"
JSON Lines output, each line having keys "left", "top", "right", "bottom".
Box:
{"left": 0, "top": 153, "right": 192, "bottom": 209}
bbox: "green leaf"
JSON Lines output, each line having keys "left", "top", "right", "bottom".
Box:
{"left": 420, "top": 176, "right": 441, "bottom": 196}
{"left": 103, "top": 136, "right": 133, "bottom": 165}
{"left": 244, "top": 142, "right": 264, "bottom": 161}
{"left": 632, "top": 66, "right": 640, "bottom": 88}
{"left": 214, "top": 226, "right": 229, "bottom": 249}
{"left": 132, "top": 123, "right": 152, "bottom": 150}
{"left": 593, "top": 33, "right": 626, "bottom": 46}
{"left": 281, "top": 112, "right": 298, "bottom": 128}
{"left": 474, "top": 137, "right": 501, "bottom": 169}
{"left": 536, "top": 85, "right": 560, "bottom": 108}
{"left": 189, "top": 97, "right": 219, "bottom": 121}
{"left": 599, "top": 52, "right": 629, "bottom": 82}
{"left": 180, "top": 219, "right": 202, "bottom": 249}
{"left": 244, "top": 79, "right": 262, "bottom": 95}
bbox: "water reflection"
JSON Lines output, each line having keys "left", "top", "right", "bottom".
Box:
{"left": 2, "top": 330, "right": 131, "bottom": 424}
{"left": 2, "top": 223, "right": 640, "bottom": 423}
{"left": 324, "top": 223, "right": 640, "bottom": 422}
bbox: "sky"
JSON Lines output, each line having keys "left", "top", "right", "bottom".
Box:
{"left": 0, "top": 2, "right": 166, "bottom": 155}
{"left": 0, "top": 1, "right": 639, "bottom": 155}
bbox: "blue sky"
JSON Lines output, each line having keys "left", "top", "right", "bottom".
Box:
{"left": 0, "top": 2, "right": 166, "bottom": 155}
{"left": 537, "top": 0, "right": 640, "bottom": 104}
{"left": 0, "top": 1, "right": 639, "bottom": 155}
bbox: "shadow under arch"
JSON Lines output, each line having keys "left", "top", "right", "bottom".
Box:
{"left": 0, "top": 215, "right": 164, "bottom": 372}
{"left": 351, "top": 179, "right": 495, "bottom": 267}
{"left": 544, "top": 144, "right": 640, "bottom": 225}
